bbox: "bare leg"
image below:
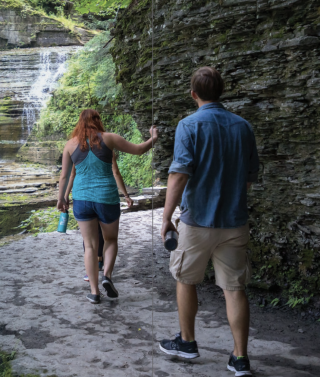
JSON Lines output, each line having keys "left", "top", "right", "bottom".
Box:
{"left": 224, "top": 289, "right": 250, "bottom": 356}
{"left": 78, "top": 219, "right": 99, "bottom": 295}
{"left": 99, "top": 219, "right": 119, "bottom": 279}
{"left": 177, "top": 281, "right": 198, "bottom": 341}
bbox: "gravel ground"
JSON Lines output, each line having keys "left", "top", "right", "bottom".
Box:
{"left": 0, "top": 208, "right": 319, "bottom": 377}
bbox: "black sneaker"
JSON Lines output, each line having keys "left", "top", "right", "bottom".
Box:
{"left": 86, "top": 294, "right": 100, "bottom": 304}
{"left": 159, "top": 332, "right": 200, "bottom": 359}
{"left": 102, "top": 276, "right": 118, "bottom": 298}
{"left": 227, "top": 352, "right": 252, "bottom": 376}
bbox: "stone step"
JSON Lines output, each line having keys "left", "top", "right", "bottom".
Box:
{"left": 0, "top": 181, "right": 57, "bottom": 191}
{"left": 121, "top": 188, "right": 167, "bottom": 212}
{"left": 3, "top": 188, "right": 40, "bottom": 194}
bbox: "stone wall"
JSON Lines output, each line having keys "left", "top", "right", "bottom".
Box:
{"left": 0, "top": 8, "right": 94, "bottom": 49}
{"left": 111, "top": 0, "right": 320, "bottom": 296}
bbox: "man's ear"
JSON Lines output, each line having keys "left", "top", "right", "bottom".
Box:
{"left": 191, "top": 90, "right": 199, "bottom": 101}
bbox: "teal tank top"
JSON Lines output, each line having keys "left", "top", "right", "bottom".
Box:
{"left": 72, "top": 140, "right": 119, "bottom": 205}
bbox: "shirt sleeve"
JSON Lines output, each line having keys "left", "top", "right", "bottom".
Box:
{"left": 248, "top": 129, "right": 259, "bottom": 182}
{"left": 168, "top": 121, "right": 194, "bottom": 177}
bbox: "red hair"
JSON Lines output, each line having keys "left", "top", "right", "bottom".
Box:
{"left": 71, "top": 109, "right": 105, "bottom": 151}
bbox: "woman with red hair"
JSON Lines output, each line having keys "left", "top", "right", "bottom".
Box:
{"left": 57, "top": 109, "right": 158, "bottom": 304}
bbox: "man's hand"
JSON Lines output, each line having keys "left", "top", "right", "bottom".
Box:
{"left": 161, "top": 219, "right": 177, "bottom": 242}
{"left": 161, "top": 172, "right": 188, "bottom": 242}
{"left": 149, "top": 125, "right": 158, "bottom": 142}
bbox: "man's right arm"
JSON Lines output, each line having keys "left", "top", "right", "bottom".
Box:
{"left": 161, "top": 173, "right": 189, "bottom": 241}
{"left": 161, "top": 122, "right": 194, "bottom": 239}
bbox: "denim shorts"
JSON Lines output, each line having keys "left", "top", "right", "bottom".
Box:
{"left": 73, "top": 200, "right": 120, "bottom": 224}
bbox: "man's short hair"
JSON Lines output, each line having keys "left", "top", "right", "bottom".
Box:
{"left": 191, "top": 67, "right": 224, "bottom": 101}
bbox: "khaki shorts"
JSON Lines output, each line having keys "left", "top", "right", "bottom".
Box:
{"left": 169, "top": 222, "right": 251, "bottom": 290}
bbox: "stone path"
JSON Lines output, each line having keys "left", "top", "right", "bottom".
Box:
{"left": 1, "top": 208, "right": 320, "bottom": 377}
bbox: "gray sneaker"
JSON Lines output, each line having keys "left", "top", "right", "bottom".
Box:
{"left": 227, "top": 352, "right": 252, "bottom": 376}
{"left": 86, "top": 294, "right": 100, "bottom": 304}
{"left": 102, "top": 276, "right": 118, "bottom": 298}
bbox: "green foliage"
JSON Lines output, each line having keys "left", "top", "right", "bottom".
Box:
{"left": 49, "top": 14, "right": 87, "bottom": 31}
{"left": 83, "top": 15, "right": 112, "bottom": 31}
{"left": 73, "top": 0, "right": 130, "bottom": 15}
{"left": 38, "top": 31, "right": 152, "bottom": 188}
{"left": 0, "top": 349, "right": 44, "bottom": 377}
{"left": 117, "top": 126, "right": 153, "bottom": 189}
{"left": 17, "top": 207, "right": 78, "bottom": 235}
{"left": 1, "top": 0, "right": 25, "bottom": 10}
{"left": 0, "top": 350, "right": 16, "bottom": 377}
{"left": 286, "top": 295, "right": 313, "bottom": 308}
{"left": 38, "top": 31, "right": 120, "bottom": 136}
{"left": 270, "top": 298, "right": 280, "bottom": 307}
{"left": 26, "top": 0, "right": 65, "bottom": 15}
{"left": 2, "top": 0, "right": 87, "bottom": 32}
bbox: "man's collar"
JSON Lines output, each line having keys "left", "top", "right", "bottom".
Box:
{"left": 196, "top": 102, "right": 225, "bottom": 112}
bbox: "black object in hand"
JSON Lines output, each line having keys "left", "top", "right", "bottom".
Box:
{"left": 164, "top": 230, "right": 179, "bottom": 251}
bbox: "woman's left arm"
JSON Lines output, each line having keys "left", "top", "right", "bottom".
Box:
{"left": 57, "top": 143, "right": 73, "bottom": 212}
{"left": 112, "top": 152, "right": 133, "bottom": 208}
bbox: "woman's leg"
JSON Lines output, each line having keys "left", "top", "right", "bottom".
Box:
{"left": 97, "top": 224, "right": 104, "bottom": 267}
{"left": 78, "top": 219, "right": 100, "bottom": 295}
{"left": 99, "top": 219, "right": 119, "bottom": 279}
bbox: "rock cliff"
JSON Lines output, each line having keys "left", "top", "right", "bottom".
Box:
{"left": 111, "top": 0, "right": 320, "bottom": 296}
{"left": 0, "top": 3, "right": 94, "bottom": 49}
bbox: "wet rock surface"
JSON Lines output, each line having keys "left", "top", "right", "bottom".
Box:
{"left": 111, "top": 0, "right": 320, "bottom": 295}
{"left": 0, "top": 208, "right": 319, "bottom": 376}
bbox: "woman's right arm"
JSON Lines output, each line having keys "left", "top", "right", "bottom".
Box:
{"left": 64, "top": 164, "right": 76, "bottom": 206}
{"left": 57, "top": 142, "right": 73, "bottom": 212}
{"left": 104, "top": 126, "right": 158, "bottom": 155}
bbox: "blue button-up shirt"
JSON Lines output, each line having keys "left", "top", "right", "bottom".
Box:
{"left": 168, "top": 102, "right": 259, "bottom": 228}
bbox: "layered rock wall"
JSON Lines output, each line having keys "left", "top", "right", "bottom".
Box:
{"left": 0, "top": 8, "right": 94, "bottom": 49}
{"left": 111, "top": 0, "right": 320, "bottom": 294}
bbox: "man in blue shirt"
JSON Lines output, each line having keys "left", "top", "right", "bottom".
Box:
{"left": 159, "top": 67, "right": 259, "bottom": 376}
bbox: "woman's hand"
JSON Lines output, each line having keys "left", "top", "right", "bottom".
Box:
{"left": 64, "top": 196, "right": 70, "bottom": 208}
{"left": 125, "top": 196, "right": 134, "bottom": 208}
{"left": 149, "top": 126, "right": 158, "bottom": 142}
{"left": 57, "top": 198, "right": 68, "bottom": 212}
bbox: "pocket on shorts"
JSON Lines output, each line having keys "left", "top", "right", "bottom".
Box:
{"left": 169, "top": 249, "right": 185, "bottom": 278}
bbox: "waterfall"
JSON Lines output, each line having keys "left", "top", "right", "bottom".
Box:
{"left": 22, "top": 50, "right": 69, "bottom": 131}
{"left": 0, "top": 46, "right": 79, "bottom": 162}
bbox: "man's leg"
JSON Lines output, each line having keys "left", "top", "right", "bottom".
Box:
{"left": 224, "top": 289, "right": 250, "bottom": 357}
{"left": 160, "top": 279, "right": 200, "bottom": 358}
{"left": 177, "top": 281, "right": 198, "bottom": 341}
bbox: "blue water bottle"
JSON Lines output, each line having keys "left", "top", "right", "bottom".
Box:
{"left": 57, "top": 210, "right": 69, "bottom": 233}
